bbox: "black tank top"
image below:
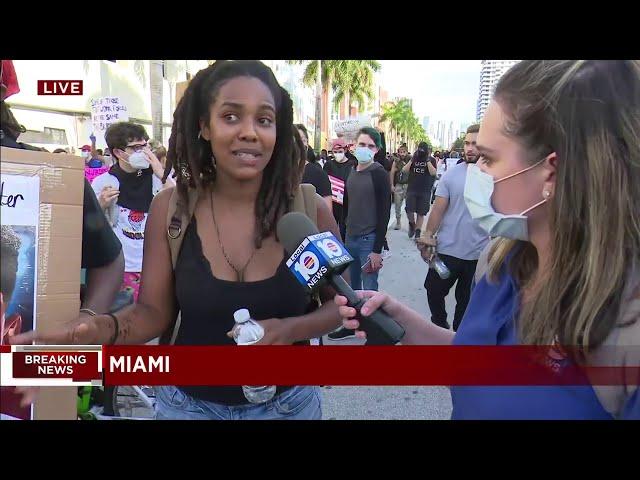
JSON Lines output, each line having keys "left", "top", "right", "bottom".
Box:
{"left": 174, "top": 218, "right": 313, "bottom": 405}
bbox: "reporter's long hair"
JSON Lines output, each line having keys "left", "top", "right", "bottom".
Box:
{"left": 165, "top": 60, "right": 300, "bottom": 248}
{"left": 486, "top": 60, "right": 640, "bottom": 353}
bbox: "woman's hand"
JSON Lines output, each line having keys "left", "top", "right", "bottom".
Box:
{"left": 14, "top": 386, "right": 40, "bottom": 408}
{"left": 9, "top": 311, "right": 108, "bottom": 346}
{"left": 226, "top": 318, "right": 293, "bottom": 345}
{"left": 334, "top": 290, "right": 403, "bottom": 340}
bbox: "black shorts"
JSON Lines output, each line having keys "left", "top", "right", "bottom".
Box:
{"left": 405, "top": 191, "right": 430, "bottom": 216}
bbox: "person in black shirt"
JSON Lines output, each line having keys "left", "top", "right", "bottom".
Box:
{"left": 1, "top": 100, "right": 124, "bottom": 316}
{"left": 297, "top": 124, "right": 333, "bottom": 210}
{"left": 402, "top": 141, "right": 437, "bottom": 239}
{"left": 323, "top": 137, "right": 355, "bottom": 240}
{"left": 374, "top": 129, "right": 392, "bottom": 172}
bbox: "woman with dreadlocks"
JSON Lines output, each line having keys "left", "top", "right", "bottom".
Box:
{"left": 13, "top": 60, "right": 343, "bottom": 420}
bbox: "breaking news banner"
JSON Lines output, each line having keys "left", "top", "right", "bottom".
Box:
{"left": 1, "top": 345, "right": 637, "bottom": 387}
{"left": 0, "top": 345, "right": 102, "bottom": 387}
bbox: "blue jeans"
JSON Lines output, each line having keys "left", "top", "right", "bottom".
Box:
{"left": 346, "top": 232, "right": 379, "bottom": 291}
{"left": 154, "top": 385, "right": 322, "bottom": 420}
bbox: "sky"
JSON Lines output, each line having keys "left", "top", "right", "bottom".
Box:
{"left": 378, "top": 60, "right": 481, "bottom": 128}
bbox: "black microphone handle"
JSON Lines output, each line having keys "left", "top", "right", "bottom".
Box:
{"left": 329, "top": 275, "right": 405, "bottom": 345}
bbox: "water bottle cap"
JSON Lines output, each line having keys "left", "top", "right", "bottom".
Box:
{"left": 233, "top": 308, "right": 251, "bottom": 324}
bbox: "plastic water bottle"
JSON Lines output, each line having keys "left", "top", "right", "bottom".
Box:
{"left": 429, "top": 255, "right": 451, "bottom": 279}
{"left": 232, "top": 309, "right": 276, "bottom": 404}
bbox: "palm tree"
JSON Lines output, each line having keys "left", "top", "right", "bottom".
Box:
{"left": 287, "top": 60, "right": 381, "bottom": 149}
{"left": 331, "top": 60, "right": 381, "bottom": 115}
{"left": 149, "top": 60, "right": 164, "bottom": 143}
{"left": 380, "top": 101, "right": 404, "bottom": 152}
{"left": 380, "top": 99, "right": 432, "bottom": 152}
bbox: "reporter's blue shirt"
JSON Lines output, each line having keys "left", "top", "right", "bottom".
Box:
{"left": 450, "top": 256, "right": 639, "bottom": 420}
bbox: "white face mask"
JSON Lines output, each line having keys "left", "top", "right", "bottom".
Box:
{"left": 81, "top": 151, "right": 90, "bottom": 158}
{"left": 125, "top": 151, "right": 150, "bottom": 170}
{"left": 463, "top": 158, "right": 548, "bottom": 241}
{"left": 334, "top": 152, "right": 346, "bottom": 163}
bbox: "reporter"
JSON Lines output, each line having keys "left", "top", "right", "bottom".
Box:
{"left": 337, "top": 60, "right": 640, "bottom": 420}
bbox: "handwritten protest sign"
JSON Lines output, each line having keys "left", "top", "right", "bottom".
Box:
{"left": 90, "top": 97, "right": 129, "bottom": 147}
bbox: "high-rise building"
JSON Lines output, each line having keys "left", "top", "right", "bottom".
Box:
{"left": 436, "top": 120, "right": 445, "bottom": 148}
{"left": 476, "top": 60, "right": 520, "bottom": 121}
{"left": 422, "top": 116, "right": 430, "bottom": 132}
{"left": 447, "top": 121, "right": 455, "bottom": 148}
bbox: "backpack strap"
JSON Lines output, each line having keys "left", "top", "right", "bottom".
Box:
{"left": 292, "top": 183, "right": 318, "bottom": 225}
{"left": 167, "top": 186, "right": 200, "bottom": 269}
{"left": 162, "top": 186, "right": 199, "bottom": 345}
{"left": 292, "top": 183, "right": 322, "bottom": 313}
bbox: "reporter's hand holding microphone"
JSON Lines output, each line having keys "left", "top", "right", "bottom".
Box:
{"left": 334, "top": 290, "right": 404, "bottom": 341}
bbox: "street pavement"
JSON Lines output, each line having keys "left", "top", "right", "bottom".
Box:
{"left": 320, "top": 212, "right": 456, "bottom": 420}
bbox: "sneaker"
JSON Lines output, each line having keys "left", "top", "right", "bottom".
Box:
{"left": 394, "top": 219, "right": 401, "bottom": 230}
{"left": 414, "top": 228, "right": 421, "bottom": 240}
{"left": 408, "top": 222, "right": 416, "bottom": 238}
{"left": 328, "top": 328, "right": 357, "bottom": 341}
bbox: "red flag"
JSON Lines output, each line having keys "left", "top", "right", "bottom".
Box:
{"left": 1, "top": 60, "right": 20, "bottom": 100}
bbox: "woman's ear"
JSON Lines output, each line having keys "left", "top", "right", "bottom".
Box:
{"left": 199, "top": 119, "right": 211, "bottom": 141}
{"left": 542, "top": 152, "right": 557, "bottom": 198}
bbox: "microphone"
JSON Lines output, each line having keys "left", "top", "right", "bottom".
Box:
{"left": 277, "top": 212, "right": 405, "bottom": 345}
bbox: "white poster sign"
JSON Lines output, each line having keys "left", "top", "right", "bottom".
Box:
{"left": 90, "top": 97, "right": 130, "bottom": 147}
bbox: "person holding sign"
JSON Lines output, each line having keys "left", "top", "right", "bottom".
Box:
{"left": 323, "top": 137, "right": 354, "bottom": 241}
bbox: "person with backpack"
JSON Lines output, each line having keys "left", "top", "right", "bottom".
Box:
{"left": 335, "top": 60, "right": 640, "bottom": 419}
{"left": 12, "top": 60, "right": 344, "bottom": 420}
{"left": 389, "top": 144, "right": 411, "bottom": 230}
{"left": 91, "top": 122, "right": 169, "bottom": 303}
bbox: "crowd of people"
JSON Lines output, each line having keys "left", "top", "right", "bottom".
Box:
{"left": 1, "top": 59, "right": 639, "bottom": 419}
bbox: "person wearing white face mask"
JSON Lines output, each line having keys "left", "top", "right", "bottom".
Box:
{"left": 323, "top": 137, "right": 355, "bottom": 241}
{"left": 335, "top": 60, "right": 640, "bottom": 420}
{"left": 91, "top": 121, "right": 170, "bottom": 303}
